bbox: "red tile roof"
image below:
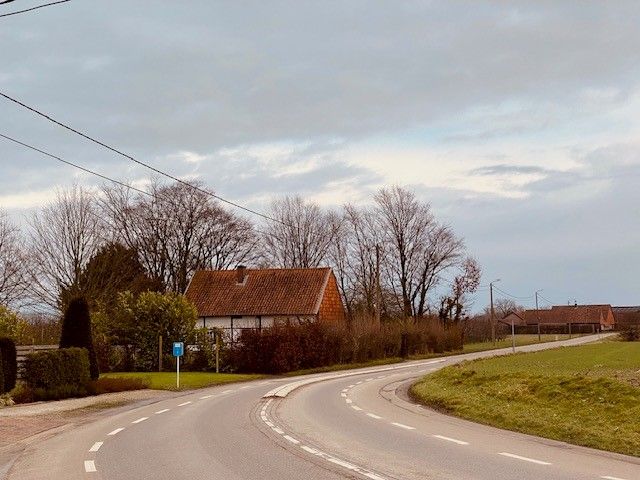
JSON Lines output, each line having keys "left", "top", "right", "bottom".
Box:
{"left": 506, "top": 305, "right": 614, "bottom": 325}
{"left": 185, "top": 268, "right": 332, "bottom": 317}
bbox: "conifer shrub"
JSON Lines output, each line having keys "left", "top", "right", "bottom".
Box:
{"left": 23, "top": 347, "right": 90, "bottom": 400}
{"left": 0, "top": 337, "right": 17, "bottom": 392}
{"left": 60, "top": 297, "right": 99, "bottom": 379}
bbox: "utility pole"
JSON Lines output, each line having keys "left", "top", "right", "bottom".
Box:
{"left": 489, "top": 279, "right": 500, "bottom": 346}
{"left": 158, "top": 334, "right": 163, "bottom": 372}
{"left": 375, "top": 243, "right": 382, "bottom": 327}
{"left": 535, "top": 290, "right": 542, "bottom": 342}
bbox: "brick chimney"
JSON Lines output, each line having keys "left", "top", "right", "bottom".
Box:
{"left": 236, "top": 265, "right": 247, "bottom": 284}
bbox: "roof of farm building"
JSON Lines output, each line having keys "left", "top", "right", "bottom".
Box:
{"left": 185, "top": 267, "right": 333, "bottom": 317}
{"left": 503, "top": 304, "right": 614, "bottom": 325}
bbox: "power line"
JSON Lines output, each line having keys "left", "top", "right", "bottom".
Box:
{"left": 0, "top": 133, "right": 152, "bottom": 198}
{"left": 492, "top": 285, "right": 534, "bottom": 301}
{"left": 0, "top": 131, "right": 276, "bottom": 237}
{"left": 0, "top": 91, "right": 289, "bottom": 227}
{"left": 0, "top": 0, "right": 70, "bottom": 18}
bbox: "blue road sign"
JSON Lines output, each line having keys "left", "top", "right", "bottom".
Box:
{"left": 173, "top": 341, "right": 184, "bottom": 357}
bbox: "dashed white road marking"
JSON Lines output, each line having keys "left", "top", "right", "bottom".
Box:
{"left": 273, "top": 427, "right": 285, "bottom": 435}
{"left": 351, "top": 405, "right": 363, "bottom": 411}
{"left": 366, "top": 413, "right": 382, "bottom": 419}
{"left": 107, "top": 428, "right": 124, "bottom": 436}
{"left": 327, "top": 457, "right": 357, "bottom": 470}
{"left": 283, "top": 435, "right": 300, "bottom": 444}
{"left": 498, "top": 452, "right": 551, "bottom": 465}
{"left": 132, "top": 417, "right": 148, "bottom": 424}
{"left": 200, "top": 394, "right": 213, "bottom": 399}
{"left": 340, "top": 393, "right": 347, "bottom": 398}
{"left": 391, "top": 422, "right": 415, "bottom": 430}
{"left": 155, "top": 408, "right": 170, "bottom": 414}
{"left": 178, "top": 401, "right": 192, "bottom": 406}
{"left": 356, "top": 381, "right": 363, "bottom": 385}
{"left": 364, "top": 378, "right": 373, "bottom": 382}
{"left": 601, "top": 476, "right": 628, "bottom": 480}
{"left": 341, "top": 388, "right": 349, "bottom": 393}
{"left": 347, "top": 384, "right": 355, "bottom": 388}
{"left": 432, "top": 434, "right": 469, "bottom": 445}
{"left": 302, "top": 445, "right": 319, "bottom": 454}
{"left": 84, "top": 460, "right": 97, "bottom": 473}
{"left": 240, "top": 385, "right": 251, "bottom": 389}
{"left": 88, "top": 442, "right": 103, "bottom": 452}
{"left": 345, "top": 398, "right": 353, "bottom": 404}
{"left": 222, "top": 389, "right": 234, "bottom": 394}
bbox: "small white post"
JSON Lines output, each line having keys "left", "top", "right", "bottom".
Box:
{"left": 177, "top": 355, "right": 180, "bottom": 389}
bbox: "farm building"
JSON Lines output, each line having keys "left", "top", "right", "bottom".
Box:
{"left": 501, "top": 304, "right": 616, "bottom": 332}
{"left": 184, "top": 266, "right": 345, "bottom": 340}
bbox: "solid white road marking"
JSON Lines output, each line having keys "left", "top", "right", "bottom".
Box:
{"left": 351, "top": 405, "right": 363, "bottom": 411}
{"left": 84, "top": 460, "right": 97, "bottom": 473}
{"left": 432, "top": 434, "right": 469, "bottom": 445}
{"left": 155, "top": 408, "right": 170, "bottom": 414}
{"left": 345, "top": 398, "right": 352, "bottom": 404}
{"left": 132, "top": 417, "right": 148, "bottom": 424}
{"left": 222, "top": 389, "right": 234, "bottom": 394}
{"left": 200, "top": 394, "right": 213, "bottom": 399}
{"left": 499, "top": 452, "right": 551, "bottom": 465}
{"left": 327, "top": 457, "right": 357, "bottom": 470}
{"left": 347, "top": 384, "right": 355, "bottom": 388}
{"left": 341, "top": 388, "right": 348, "bottom": 393}
{"left": 366, "top": 413, "right": 382, "bottom": 419}
{"left": 302, "top": 445, "right": 319, "bottom": 454}
{"left": 240, "top": 385, "right": 251, "bottom": 389}
{"left": 283, "top": 435, "right": 300, "bottom": 444}
{"left": 88, "top": 442, "right": 103, "bottom": 452}
{"left": 391, "top": 422, "right": 415, "bottom": 430}
{"left": 178, "top": 401, "right": 192, "bottom": 406}
{"left": 107, "top": 428, "right": 124, "bottom": 436}
{"left": 601, "top": 476, "right": 628, "bottom": 480}
{"left": 273, "top": 427, "right": 285, "bottom": 435}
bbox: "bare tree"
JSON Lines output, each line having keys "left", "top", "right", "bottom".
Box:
{"left": 262, "top": 196, "right": 336, "bottom": 268}
{"left": 28, "top": 186, "right": 103, "bottom": 310}
{"left": 101, "top": 180, "right": 258, "bottom": 293}
{"left": 374, "top": 186, "right": 465, "bottom": 318}
{"left": 0, "top": 211, "right": 27, "bottom": 307}
{"left": 439, "top": 257, "right": 482, "bottom": 323}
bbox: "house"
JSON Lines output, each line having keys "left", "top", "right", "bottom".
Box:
{"left": 612, "top": 306, "right": 640, "bottom": 329}
{"left": 501, "top": 304, "right": 615, "bottom": 331}
{"left": 184, "top": 266, "right": 346, "bottom": 340}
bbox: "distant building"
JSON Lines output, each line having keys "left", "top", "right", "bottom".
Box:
{"left": 185, "top": 266, "right": 346, "bottom": 341}
{"left": 501, "top": 304, "right": 615, "bottom": 331}
{"left": 612, "top": 306, "right": 640, "bottom": 329}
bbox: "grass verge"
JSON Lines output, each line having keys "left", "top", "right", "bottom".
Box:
{"left": 102, "top": 372, "right": 266, "bottom": 391}
{"left": 410, "top": 341, "right": 640, "bottom": 457}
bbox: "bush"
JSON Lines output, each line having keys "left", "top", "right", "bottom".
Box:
{"left": 86, "top": 376, "right": 150, "bottom": 395}
{"left": 60, "top": 297, "right": 100, "bottom": 380}
{"left": 229, "top": 317, "right": 462, "bottom": 374}
{"left": 620, "top": 325, "right": 640, "bottom": 341}
{"left": 0, "top": 353, "right": 4, "bottom": 394}
{"left": 22, "top": 347, "right": 91, "bottom": 400}
{"left": 0, "top": 337, "right": 17, "bottom": 392}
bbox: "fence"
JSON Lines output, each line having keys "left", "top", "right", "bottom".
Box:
{"left": 16, "top": 344, "right": 57, "bottom": 378}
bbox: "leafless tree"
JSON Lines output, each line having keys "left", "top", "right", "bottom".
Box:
{"left": 0, "top": 211, "right": 27, "bottom": 307}
{"left": 374, "top": 186, "right": 465, "bottom": 318}
{"left": 28, "top": 186, "right": 103, "bottom": 310}
{"left": 438, "top": 256, "right": 482, "bottom": 323}
{"left": 483, "top": 298, "right": 523, "bottom": 320}
{"left": 261, "top": 196, "right": 336, "bottom": 268}
{"left": 101, "top": 180, "right": 258, "bottom": 293}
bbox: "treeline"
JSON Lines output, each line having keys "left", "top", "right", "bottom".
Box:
{"left": 0, "top": 181, "right": 480, "bottom": 324}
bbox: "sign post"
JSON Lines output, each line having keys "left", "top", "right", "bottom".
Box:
{"left": 173, "top": 341, "right": 184, "bottom": 389}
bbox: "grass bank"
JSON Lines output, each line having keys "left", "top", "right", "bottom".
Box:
{"left": 410, "top": 341, "right": 640, "bottom": 457}
{"left": 102, "top": 372, "right": 265, "bottom": 391}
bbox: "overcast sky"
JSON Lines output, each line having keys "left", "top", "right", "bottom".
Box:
{"left": 1, "top": 1, "right": 640, "bottom": 310}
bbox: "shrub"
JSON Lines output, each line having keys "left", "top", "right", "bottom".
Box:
{"left": 23, "top": 347, "right": 90, "bottom": 400}
{"left": 10, "top": 382, "right": 34, "bottom": 404}
{"left": 86, "top": 376, "right": 149, "bottom": 395}
{"left": 620, "top": 325, "right": 640, "bottom": 342}
{"left": 0, "top": 337, "right": 17, "bottom": 392}
{"left": 0, "top": 353, "right": 4, "bottom": 394}
{"left": 60, "top": 297, "right": 99, "bottom": 379}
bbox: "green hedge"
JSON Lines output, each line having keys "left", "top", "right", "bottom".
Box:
{"left": 0, "top": 354, "right": 4, "bottom": 394}
{"left": 23, "top": 348, "right": 91, "bottom": 400}
{"left": 0, "top": 337, "right": 17, "bottom": 392}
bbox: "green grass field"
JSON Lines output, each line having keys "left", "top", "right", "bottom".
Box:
{"left": 102, "top": 372, "right": 265, "bottom": 391}
{"left": 410, "top": 341, "right": 640, "bottom": 456}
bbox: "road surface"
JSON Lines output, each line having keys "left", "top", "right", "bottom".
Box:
{"left": 8, "top": 334, "right": 639, "bottom": 480}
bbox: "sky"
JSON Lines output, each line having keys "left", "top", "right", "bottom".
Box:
{"left": 1, "top": 1, "right": 640, "bottom": 310}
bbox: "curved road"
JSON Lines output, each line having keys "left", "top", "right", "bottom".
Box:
{"left": 9, "top": 334, "right": 639, "bottom": 480}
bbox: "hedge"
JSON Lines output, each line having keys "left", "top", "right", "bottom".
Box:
{"left": 23, "top": 348, "right": 91, "bottom": 400}
{"left": 0, "top": 337, "right": 17, "bottom": 392}
{"left": 0, "top": 354, "right": 4, "bottom": 394}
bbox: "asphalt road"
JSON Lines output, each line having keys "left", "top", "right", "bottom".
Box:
{"left": 8, "top": 334, "right": 639, "bottom": 480}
